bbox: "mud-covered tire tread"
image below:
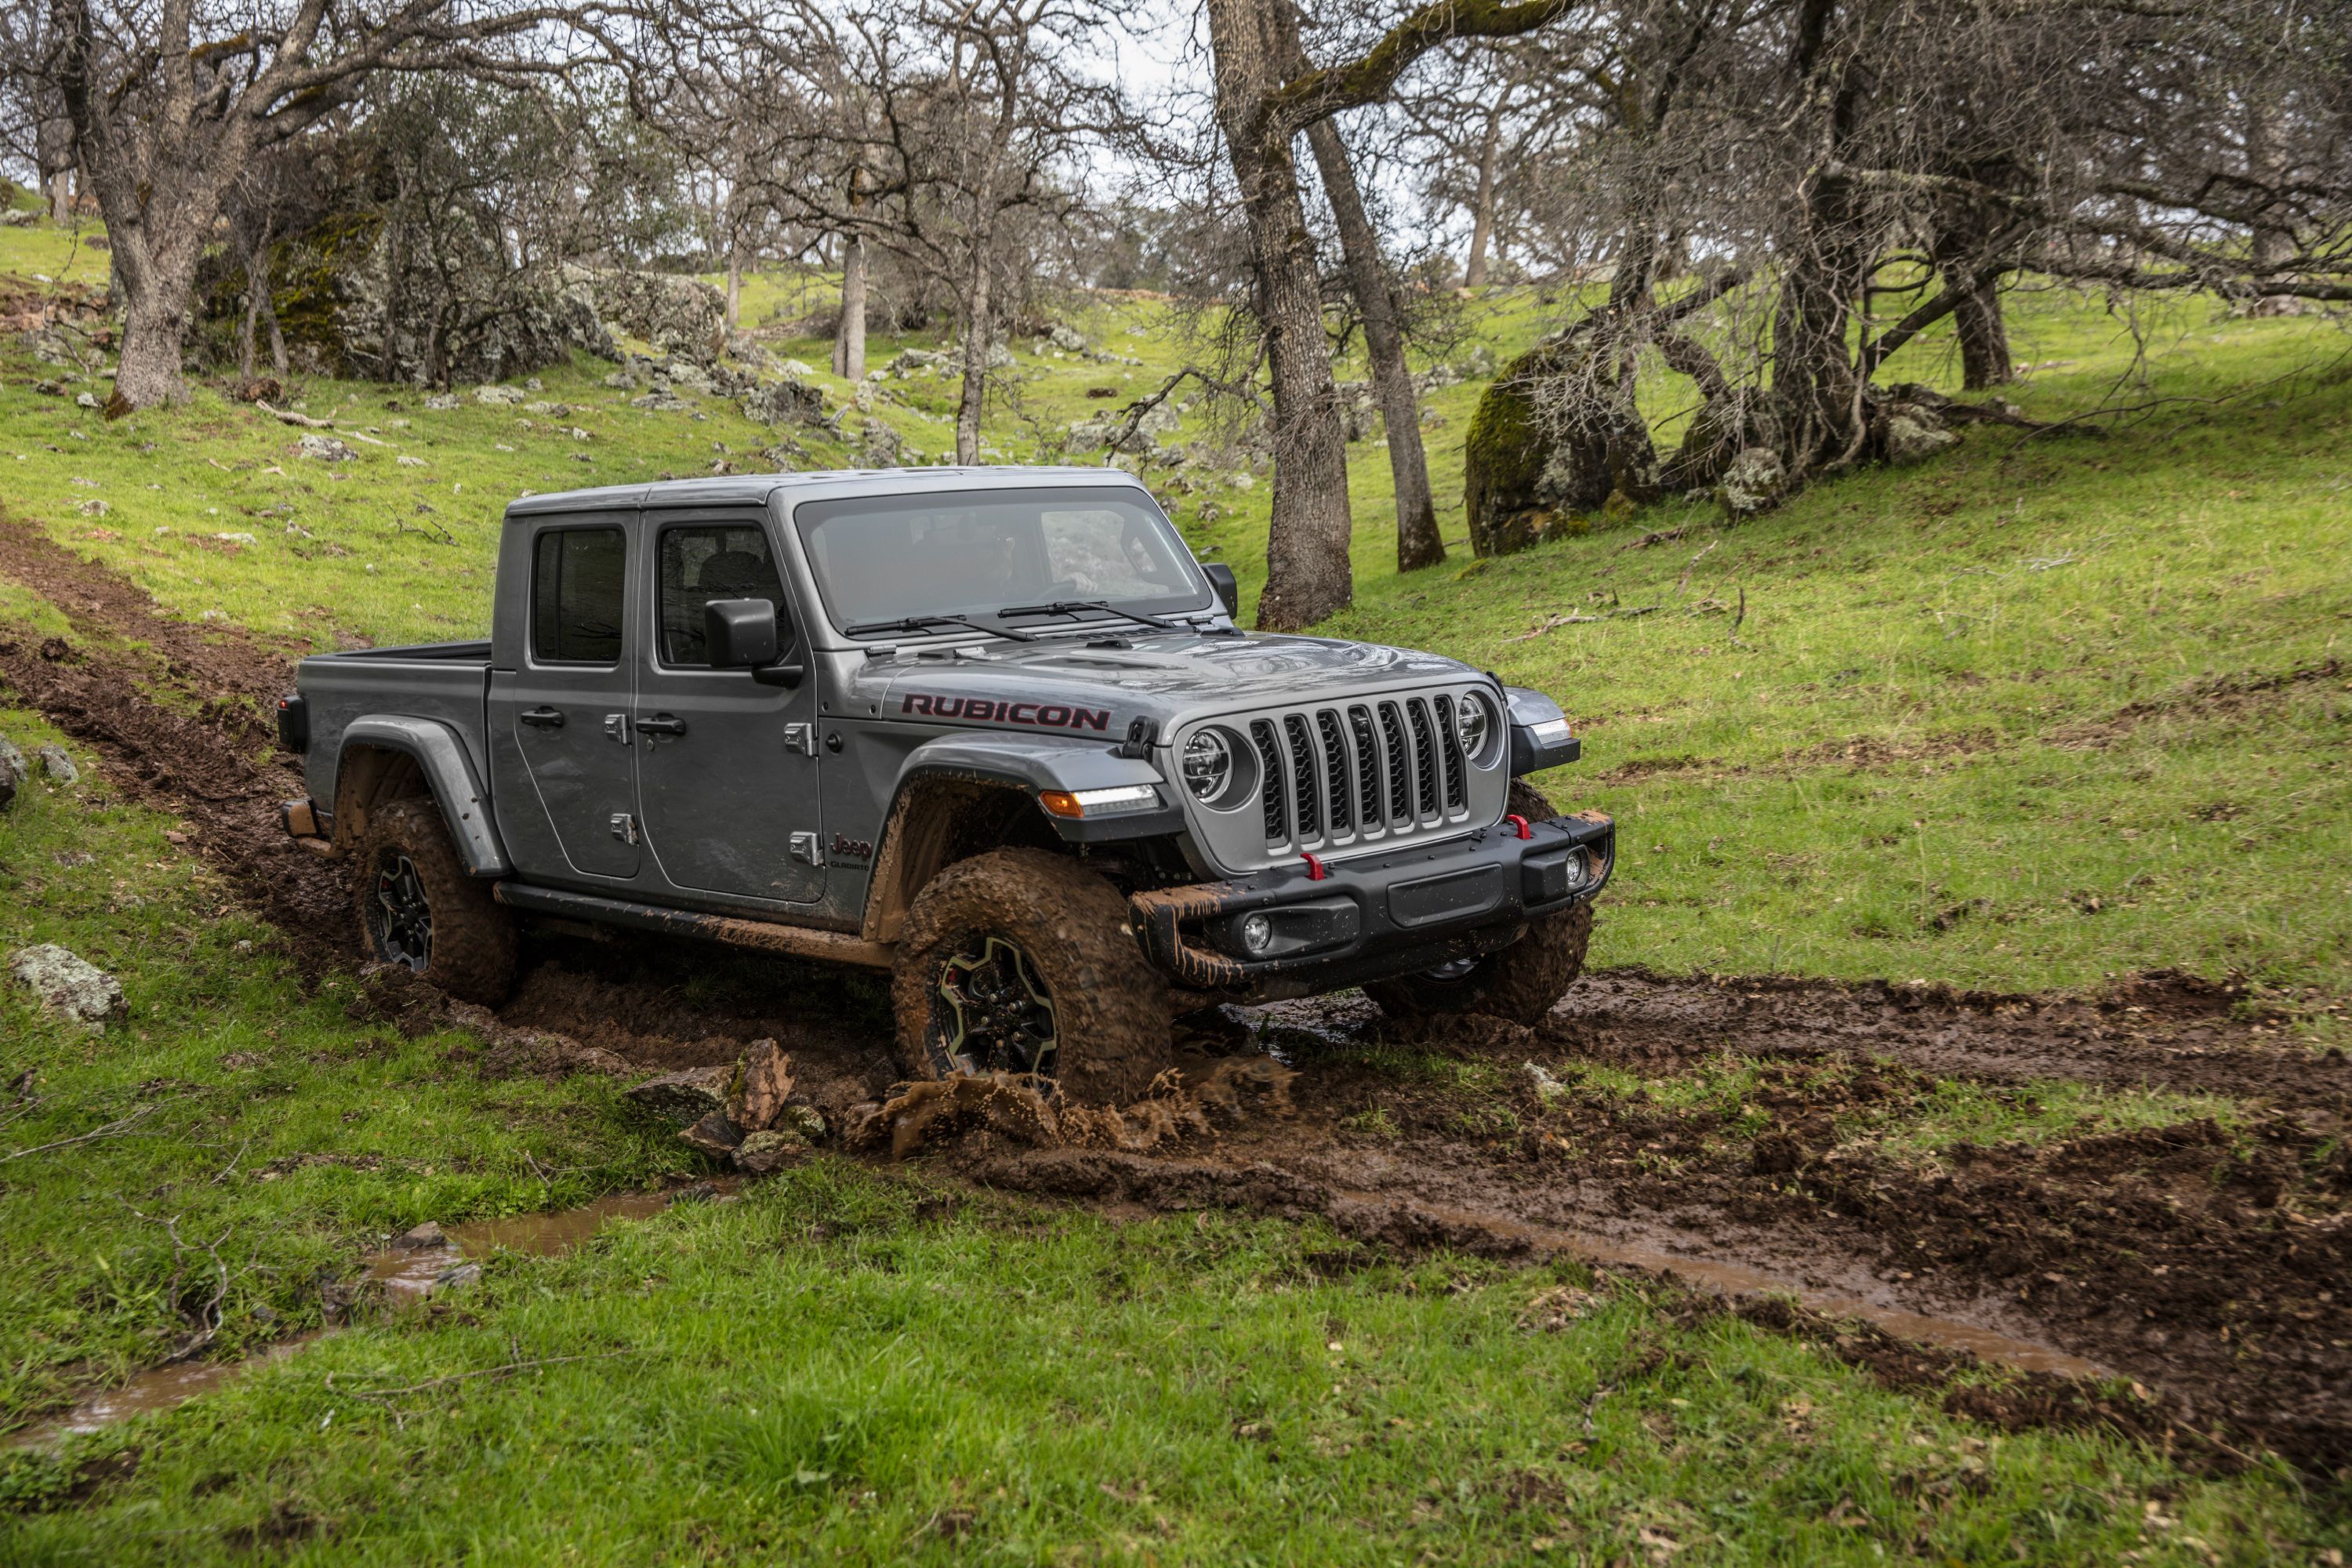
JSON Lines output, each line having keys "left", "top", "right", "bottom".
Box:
{"left": 1363, "top": 781, "right": 1595, "bottom": 1026}
{"left": 893, "top": 847, "right": 1171, "bottom": 1105}
{"left": 352, "top": 797, "right": 517, "bottom": 1006}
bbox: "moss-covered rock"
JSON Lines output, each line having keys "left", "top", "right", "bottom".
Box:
{"left": 1463, "top": 336, "right": 1657, "bottom": 556}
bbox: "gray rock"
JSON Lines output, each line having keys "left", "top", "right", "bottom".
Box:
{"left": 8, "top": 943, "right": 126, "bottom": 1030}
{"left": 0, "top": 735, "right": 23, "bottom": 811}
{"left": 731, "top": 1128, "right": 806, "bottom": 1175}
{"left": 625, "top": 1064, "right": 734, "bottom": 1127}
{"left": 630, "top": 392, "right": 694, "bottom": 414}
{"left": 985, "top": 342, "right": 1014, "bottom": 371}
{"left": 564, "top": 265, "right": 725, "bottom": 365}
{"left": 394, "top": 1221, "right": 448, "bottom": 1250}
{"left": 1048, "top": 324, "right": 1087, "bottom": 353}
{"left": 422, "top": 393, "right": 460, "bottom": 411}
{"left": 474, "top": 384, "right": 527, "bottom": 406}
{"left": 74, "top": 391, "right": 96, "bottom": 409}
{"left": 433, "top": 1261, "right": 483, "bottom": 1290}
{"left": 1716, "top": 446, "right": 1786, "bottom": 518}
{"left": 884, "top": 348, "right": 943, "bottom": 376}
{"left": 33, "top": 744, "right": 77, "bottom": 785}
{"left": 1883, "top": 411, "right": 1958, "bottom": 465}
{"left": 859, "top": 421, "right": 902, "bottom": 467}
{"left": 296, "top": 433, "right": 355, "bottom": 463}
{"left": 775, "top": 1104, "right": 827, "bottom": 1143}
{"left": 679, "top": 1109, "right": 742, "bottom": 1156}
{"left": 663, "top": 361, "right": 720, "bottom": 396}
{"left": 743, "top": 378, "right": 826, "bottom": 427}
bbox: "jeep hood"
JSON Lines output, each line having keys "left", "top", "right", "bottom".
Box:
{"left": 850, "top": 630, "right": 1480, "bottom": 731}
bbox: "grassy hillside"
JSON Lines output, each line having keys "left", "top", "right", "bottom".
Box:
{"left": 3, "top": 213, "right": 2349, "bottom": 1559}
{"left": 2, "top": 226, "right": 2344, "bottom": 1022}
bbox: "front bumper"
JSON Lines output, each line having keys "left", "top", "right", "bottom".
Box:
{"left": 1128, "top": 811, "right": 1614, "bottom": 998}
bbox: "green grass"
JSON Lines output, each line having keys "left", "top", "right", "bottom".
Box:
{"left": 0, "top": 707, "right": 693, "bottom": 1425}
{"left": 5, "top": 1161, "right": 2340, "bottom": 1565}
{"left": 5, "top": 216, "right": 2351, "bottom": 1552}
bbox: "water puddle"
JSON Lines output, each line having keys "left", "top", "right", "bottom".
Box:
{"left": 1338, "top": 1189, "right": 2106, "bottom": 1379}
{"left": 9, "top": 1183, "right": 732, "bottom": 1449}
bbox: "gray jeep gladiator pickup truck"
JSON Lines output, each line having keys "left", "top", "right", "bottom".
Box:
{"left": 278, "top": 468, "right": 1613, "bottom": 1102}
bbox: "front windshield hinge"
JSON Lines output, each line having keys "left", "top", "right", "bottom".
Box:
{"left": 1110, "top": 717, "right": 1159, "bottom": 759}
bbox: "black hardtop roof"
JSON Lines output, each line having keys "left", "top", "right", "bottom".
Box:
{"left": 502, "top": 466, "right": 1143, "bottom": 521}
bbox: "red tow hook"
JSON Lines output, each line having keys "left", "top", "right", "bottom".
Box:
{"left": 1302, "top": 851, "right": 1327, "bottom": 881}
{"left": 1505, "top": 814, "right": 1533, "bottom": 840}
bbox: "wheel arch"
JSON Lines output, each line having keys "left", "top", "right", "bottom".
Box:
{"left": 331, "top": 717, "right": 509, "bottom": 877}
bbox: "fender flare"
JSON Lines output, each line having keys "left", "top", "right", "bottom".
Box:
{"left": 858, "top": 733, "right": 1178, "bottom": 946}
{"left": 336, "top": 717, "right": 510, "bottom": 877}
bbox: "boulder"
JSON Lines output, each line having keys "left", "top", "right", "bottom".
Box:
{"left": 731, "top": 1128, "right": 806, "bottom": 1175}
{"left": 1464, "top": 334, "right": 1656, "bottom": 557}
{"left": 474, "top": 384, "right": 527, "bottom": 406}
{"left": 422, "top": 393, "right": 460, "bottom": 411}
{"left": 0, "top": 735, "right": 20, "bottom": 811}
{"left": 625, "top": 1064, "right": 733, "bottom": 1127}
{"left": 663, "top": 361, "right": 720, "bottom": 397}
{"left": 194, "top": 211, "right": 614, "bottom": 387}
{"left": 775, "top": 1104, "right": 827, "bottom": 1143}
{"left": 394, "top": 1221, "right": 448, "bottom": 1250}
{"left": 884, "top": 347, "right": 944, "bottom": 377}
{"left": 563, "top": 263, "right": 725, "bottom": 364}
{"left": 860, "top": 421, "right": 903, "bottom": 467}
{"left": 1715, "top": 446, "right": 1787, "bottom": 519}
{"left": 296, "top": 433, "right": 355, "bottom": 463}
{"left": 733, "top": 1040, "right": 794, "bottom": 1132}
{"left": 9, "top": 943, "right": 126, "bottom": 1030}
{"left": 743, "top": 377, "right": 826, "bottom": 428}
{"left": 679, "top": 1110, "right": 742, "bottom": 1156}
{"left": 33, "top": 744, "right": 77, "bottom": 785}
{"left": 1048, "top": 324, "right": 1087, "bottom": 353}
{"left": 1882, "top": 409, "right": 1958, "bottom": 464}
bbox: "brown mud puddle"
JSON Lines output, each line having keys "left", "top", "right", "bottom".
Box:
{"left": 9, "top": 1185, "right": 731, "bottom": 1449}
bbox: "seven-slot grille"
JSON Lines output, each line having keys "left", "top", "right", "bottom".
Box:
{"left": 1240, "top": 692, "right": 1475, "bottom": 855}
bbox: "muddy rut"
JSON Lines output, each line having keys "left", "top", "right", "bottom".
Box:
{"left": 5, "top": 518, "right": 2349, "bottom": 1475}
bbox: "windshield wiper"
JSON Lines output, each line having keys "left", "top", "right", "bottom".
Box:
{"left": 843, "top": 613, "right": 1036, "bottom": 643}
{"left": 996, "top": 599, "right": 1182, "bottom": 633}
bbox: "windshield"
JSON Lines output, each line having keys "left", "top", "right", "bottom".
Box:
{"left": 792, "top": 486, "right": 1211, "bottom": 637}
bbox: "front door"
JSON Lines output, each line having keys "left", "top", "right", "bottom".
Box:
{"left": 631, "top": 506, "right": 825, "bottom": 906}
{"left": 490, "top": 518, "right": 642, "bottom": 880}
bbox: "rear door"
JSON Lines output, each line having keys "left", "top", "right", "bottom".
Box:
{"left": 630, "top": 504, "right": 825, "bottom": 906}
{"left": 488, "top": 517, "right": 643, "bottom": 880}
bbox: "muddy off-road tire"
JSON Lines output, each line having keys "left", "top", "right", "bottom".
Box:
{"left": 893, "top": 847, "right": 1171, "bottom": 1105}
{"left": 1364, "top": 782, "right": 1594, "bottom": 1026}
{"left": 351, "top": 797, "right": 517, "bottom": 1006}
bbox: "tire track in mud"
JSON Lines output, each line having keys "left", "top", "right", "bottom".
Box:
{"left": 7, "top": 521, "right": 2350, "bottom": 1472}
{"left": 0, "top": 517, "right": 347, "bottom": 955}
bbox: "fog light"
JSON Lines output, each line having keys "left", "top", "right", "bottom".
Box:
{"left": 1239, "top": 913, "right": 1274, "bottom": 955}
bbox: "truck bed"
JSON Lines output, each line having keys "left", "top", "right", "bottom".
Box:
{"left": 296, "top": 641, "right": 495, "bottom": 815}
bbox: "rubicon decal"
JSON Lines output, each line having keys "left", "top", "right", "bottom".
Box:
{"left": 900, "top": 694, "right": 1111, "bottom": 731}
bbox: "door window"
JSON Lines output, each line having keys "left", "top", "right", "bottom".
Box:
{"left": 531, "top": 527, "right": 627, "bottom": 664}
{"left": 657, "top": 523, "right": 789, "bottom": 666}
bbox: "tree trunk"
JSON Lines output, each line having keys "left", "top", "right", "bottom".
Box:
{"left": 1949, "top": 275, "right": 2009, "bottom": 390}
{"left": 954, "top": 249, "right": 993, "bottom": 465}
{"left": 833, "top": 233, "right": 867, "bottom": 380}
{"left": 47, "top": 172, "right": 70, "bottom": 226}
{"left": 1464, "top": 96, "right": 1505, "bottom": 289}
{"left": 1302, "top": 117, "right": 1444, "bottom": 572}
{"left": 1206, "top": 0, "right": 1354, "bottom": 630}
{"left": 725, "top": 243, "right": 742, "bottom": 332}
{"left": 114, "top": 281, "right": 193, "bottom": 408}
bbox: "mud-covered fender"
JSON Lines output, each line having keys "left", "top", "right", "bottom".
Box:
{"left": 1503, "top": 686, "right": 1581, "bottom": 774}
{"left": 336, "top": 716, "right": 510, "bottom": 877}
{"left": 884, "top": 731, "right": 1184, "bottom": 844}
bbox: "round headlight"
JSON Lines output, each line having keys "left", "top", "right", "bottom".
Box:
{"left": 1454, "top": 694, "right": 1496, "bottom": 763}
{"left": 1181, "top": 729, "right": 1232, "bottom": 800}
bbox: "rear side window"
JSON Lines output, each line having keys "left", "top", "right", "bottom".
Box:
{"left": 657, "top": 523, "right": 789, "bottom": 665}
{"left": 532, "top": 527, "right": 626, "bottom": 663}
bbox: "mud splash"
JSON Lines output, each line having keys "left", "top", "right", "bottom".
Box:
{"left": 9, "top": 1185, "right": 726, "bottom": 1449}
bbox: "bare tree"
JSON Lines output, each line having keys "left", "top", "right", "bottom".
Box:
{"left": 25, "top": 0, "right": 630, "bottom": 408}
{"left": 1202, "top": 0, "right": 1584, "bottom": 627}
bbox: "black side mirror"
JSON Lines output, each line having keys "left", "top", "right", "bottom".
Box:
{"left": 704, "top": 597, "right": 780, "bottom": 668}
{"left": 1203, "top": 563, "right": 1240, "bottom": 618}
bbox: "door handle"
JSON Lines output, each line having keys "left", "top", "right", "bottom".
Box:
{"left": 636, "top": 713, "right": 688, "bottom": 737}
{"left": 519, "top": 706, "right": 565, "bottom": 728}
